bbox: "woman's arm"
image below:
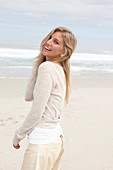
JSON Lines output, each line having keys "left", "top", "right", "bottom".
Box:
{"left": 25, "top": 69, "right": 38, "bottom": 101}
{"left": 25, "top": 76, "right": 36, "bottom": 101}
{"left": 13, "top": 62, "right": 53, "bottom": 146}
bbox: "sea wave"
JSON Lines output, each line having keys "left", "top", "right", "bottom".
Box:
{"left": 0, "top": 47, "right": 113, "bottom": 78}
{"left": 0, "top": 66, "right": 32, "bottom": 69}
{"left": 1, "top": 47, "right": 113, "bottom": 61}
{"left": 71, "top": 53, "right": 113, "bottom": 62}
{"left": 0, "top": 47, "right": 39, "bottom": 58}
{"left": 71, "top": 66, "right": 113, "bottom": 73}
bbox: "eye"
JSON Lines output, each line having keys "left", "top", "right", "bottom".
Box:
{"left": 54, "top": 40, "right": 59, "bottom": 44}
{"left": 49, "top": 36, "right": 52, "bottom": 39}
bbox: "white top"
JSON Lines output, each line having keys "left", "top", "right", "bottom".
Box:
{"left": 28, "top": 123, "right": 63, "bottom": 144}
{"left": 13, "top": 61, "right": 66, "bottom": 146}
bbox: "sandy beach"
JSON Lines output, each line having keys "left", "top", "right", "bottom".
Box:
{"left": 0, "top": 77, "right": 113, "bottom": 170}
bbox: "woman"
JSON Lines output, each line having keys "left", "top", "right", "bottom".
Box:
{"left": 13, "top": 26, "right": 77, "bottom": 170}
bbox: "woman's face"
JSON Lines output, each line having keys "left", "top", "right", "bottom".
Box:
{"left": 42, "top": 31, "right": 64, "bottom": 61}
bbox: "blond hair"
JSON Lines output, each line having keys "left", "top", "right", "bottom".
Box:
{"left": 33, "top": 27, "right": 77, "bottom": 104}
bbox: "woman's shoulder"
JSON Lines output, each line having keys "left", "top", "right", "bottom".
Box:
{"left": 39, "top": 61, "right": 53, "bottom": 67}
{"left": 39, "top": 61, "right": 64, "bottom": 77}
{"left": 39, "top": 61, "right": 60, "bottom": 72}
{"left": 38, "top": 61, "right": 53, "bottom": 72}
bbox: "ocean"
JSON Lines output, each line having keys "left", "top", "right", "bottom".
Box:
{"left": 0, "top": 47, "right": 113, "bottom": 79}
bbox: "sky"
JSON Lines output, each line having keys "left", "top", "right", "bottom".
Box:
{"left": 0, "top": 0, "right": 113, "bottom": 53}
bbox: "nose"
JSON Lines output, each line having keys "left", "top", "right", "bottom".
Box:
{"left": 46, "top": 39, "right": 52, "bottom": 46}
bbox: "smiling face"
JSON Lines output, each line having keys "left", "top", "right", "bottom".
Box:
{"left": 42, "top": 31, "right": 64, "bottom": 61}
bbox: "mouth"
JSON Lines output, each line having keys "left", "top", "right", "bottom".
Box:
{"left": 44, "top": 46, "right": 51, "bottom": 51}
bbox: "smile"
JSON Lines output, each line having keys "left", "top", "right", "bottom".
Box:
{"left": 45, "top": 46, "right": 51, "bottom": 51}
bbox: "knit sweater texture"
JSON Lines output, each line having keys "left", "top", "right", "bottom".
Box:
{"left": 13, "top": 61, "right": 66, "bottom": 146}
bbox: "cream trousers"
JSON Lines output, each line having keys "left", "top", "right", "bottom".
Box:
{"left": 21, "top": 135, "right": 64, "bottom": 170}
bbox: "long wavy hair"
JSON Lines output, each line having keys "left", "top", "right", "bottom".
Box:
{"left": 33, "top": 27, "right": 77, "bottom": 104}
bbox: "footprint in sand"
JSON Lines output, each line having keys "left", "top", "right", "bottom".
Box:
{"left": 7, "top": 117, "right": 14, "bottom": 121}
{"left": 13, "top": 120, "right": 18, "bottom": 124}
{"left": 0, "top": 115, "right": 25, "bottom": 126}
{"left": 0, "top": 119, "right": 5, "bottom": 126}
{"left": 7, "top": 117, "right": 19, "bottom": 124}
{"left": 19, "top": 115, "right": 25, "bottom": 118}
{"left": 0, "top": 117, "right": 18, "bottom": 126}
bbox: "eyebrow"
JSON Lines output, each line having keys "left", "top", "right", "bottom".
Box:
{"left": 52, "top": 37, "right": 61, "bottom": 44}
{"left": 51, "top": 34, "right": 60, "bottom": 41}
{"left": 55, "top": 38, "right": 60, "bottom": 42}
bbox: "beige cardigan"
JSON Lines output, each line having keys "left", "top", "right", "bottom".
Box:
{"left": 13, "top": 61, "right": 66, "bottom": 146}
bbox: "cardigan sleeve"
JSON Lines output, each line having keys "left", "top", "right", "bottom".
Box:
{"left": 13, "top": 62, "right": 53, "bottom": 146}
{"left": 25, "top": 71, "right": 37, "bottom": 101}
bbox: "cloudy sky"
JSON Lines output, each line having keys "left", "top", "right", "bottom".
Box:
{"left": 0, "top": 0, "right": 113, "bottom": 53}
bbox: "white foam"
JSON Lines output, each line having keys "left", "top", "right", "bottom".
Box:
{"left": 0, "top": 47, "right": 39, "bottom": 58}
{"left": 0, "top": 47, "right": 113, "bottom": 78}
{"left": 0, "top": 47, "right": 113, "bottom": 61}
{"left": 71, "top": 53, "right": 113, "bottom": 62}
{"left": 71, "top": 66, "right": 113, "bottom": 73}
{"left": 0, "top": 66, "right": 32, "bottom": 69}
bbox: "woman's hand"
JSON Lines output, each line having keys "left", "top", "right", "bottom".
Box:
{"left": 13, "top": 144, "right": 20, "bottom": 149}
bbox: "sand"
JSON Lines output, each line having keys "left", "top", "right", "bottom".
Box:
{"left": 0, "top": 77, "right": 113, "bottom": 170}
